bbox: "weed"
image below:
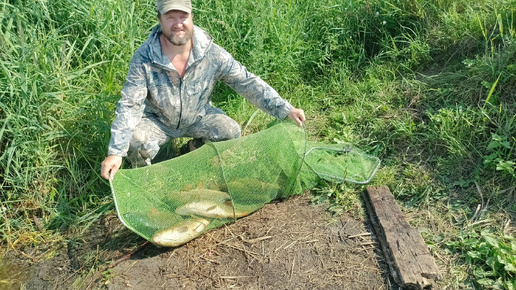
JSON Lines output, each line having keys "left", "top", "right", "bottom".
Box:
{"left": 447, "top": 229, "right": 516, "bottom": 289}
{"left": 484, "top": 133, "right": 516, "bottom": 178}
{"left": 311, "top": 181, "right": 362, "bottom": 216}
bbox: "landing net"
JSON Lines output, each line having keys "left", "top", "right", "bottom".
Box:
{"left": 110, "top": 122, "right": 380, "bottom": 246}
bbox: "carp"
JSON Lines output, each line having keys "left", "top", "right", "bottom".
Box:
{"left": 175, "top": 200, "right": 248, "bottom": 219}
{"left": 151, "top": 217, "right": 210, "bottom": 247}
{"left": 165, "top": 181, "right": 232, "bottom": 206}
{"left": 176, "top": 188, "right": 231, "bottom": 203}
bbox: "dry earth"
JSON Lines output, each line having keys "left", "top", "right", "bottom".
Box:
{"left": 1, "top": 193, "right": 398, "bottom": 290}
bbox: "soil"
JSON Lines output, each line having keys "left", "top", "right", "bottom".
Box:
{"left": 1, "top": 193, "right": 397, "bottom": 290}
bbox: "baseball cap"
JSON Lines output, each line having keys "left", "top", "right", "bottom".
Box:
{"left": 157, "top": 0, "right": 192, "bottom": 15}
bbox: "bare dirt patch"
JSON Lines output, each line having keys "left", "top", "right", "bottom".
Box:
{"left": 2, "top": 193, "right": 395, "bottom": 289}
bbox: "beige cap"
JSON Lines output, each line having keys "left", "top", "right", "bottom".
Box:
{"left": 157, "top": 0, "right": 192, "bottom": 15}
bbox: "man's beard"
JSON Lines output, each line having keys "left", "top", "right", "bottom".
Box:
{"left": 165, "top": 29, "right": 193, "bottom": 46}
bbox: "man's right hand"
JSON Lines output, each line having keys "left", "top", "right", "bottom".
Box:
{"left": 101, "top": 155, "right": 123, "bottom": 180}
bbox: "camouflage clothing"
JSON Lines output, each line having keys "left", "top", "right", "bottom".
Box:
{"left": 127, "top": 107, "right": 240, "bottom": 166}
{"left": 108, "top": 24, "right": 294, "bottom": 158}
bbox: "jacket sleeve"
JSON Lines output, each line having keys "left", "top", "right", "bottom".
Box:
{"left": 217, "top": 46, "right": 294, "bottom": 120}
{"left": 107, "top": 55, "right": 148, "bottom": 157}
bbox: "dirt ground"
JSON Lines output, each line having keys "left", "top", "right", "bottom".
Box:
{"left": 1, "top": 193, "right": 397, "bottom": 290}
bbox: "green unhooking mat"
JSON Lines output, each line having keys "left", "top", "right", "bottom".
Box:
{"left": 110, "top": 122, "right": 380, "bottom": 247}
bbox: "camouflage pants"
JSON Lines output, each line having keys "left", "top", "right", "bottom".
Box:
{"left": 127, "top": 107, "right": 241, "bottom": 167}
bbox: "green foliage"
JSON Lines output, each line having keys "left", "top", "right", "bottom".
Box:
{"left": 484, "top": 133, "right": 516, "bottom": 178}
{"left": 311, "top": 181, "right": 362, "bottom": 216}
{"left": 447, "top": 229, "right": 516, "bottom": 289}
{"left": 0, "top": 0, "right": 154, "bottom": 240}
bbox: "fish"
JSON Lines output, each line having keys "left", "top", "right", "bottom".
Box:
{"left": 175, "top": 200, "right": 249, "bottom": 219}
{"left": 176, "top": 188, "right": 231, "bottom": 203}
{"left": 151, "top": 217, "right": 210, "bottom": 247}
{"left": 164, "top": 181, "right": 232, "bottom": 205}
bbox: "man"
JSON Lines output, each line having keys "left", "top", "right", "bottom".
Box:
{"left": 101, "top": 0, "right": 306, "bottom": 180}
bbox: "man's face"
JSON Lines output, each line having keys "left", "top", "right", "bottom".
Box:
{"left": 159, "top": 10, "right": 193, "bottom": 46}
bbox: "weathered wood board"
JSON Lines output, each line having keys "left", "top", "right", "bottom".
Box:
{"left": 364, "top": 185, "right": 442, "bottom": 289}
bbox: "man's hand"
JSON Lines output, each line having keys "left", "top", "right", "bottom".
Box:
{"left": 101, "top": 155, "right": 123, "bottom": 180}
{"left": 287, "top": 108, "right": 306, "bottom": 127}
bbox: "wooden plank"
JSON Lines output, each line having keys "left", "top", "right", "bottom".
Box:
{"left": 364, "top": 185, "right": 442, "bottom": 289}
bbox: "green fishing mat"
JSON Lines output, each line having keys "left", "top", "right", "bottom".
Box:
{"left": 110, "top": 122, "right": 380, "bottom": 247}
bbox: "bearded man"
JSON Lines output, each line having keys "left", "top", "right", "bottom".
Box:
{"left": 101, "top": 0, "right": 306, "bottom": 180}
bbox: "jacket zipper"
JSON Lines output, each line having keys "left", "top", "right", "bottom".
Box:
{"left": 177, "top": 77, "right": 183, "bottom": 129}
{"left": 173, "top": 49, "right": 203, "bottom": 130}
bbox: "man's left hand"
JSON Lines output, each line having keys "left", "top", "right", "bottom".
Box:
{"left": 287, "top": 108, "right": 306, "bottom": 127}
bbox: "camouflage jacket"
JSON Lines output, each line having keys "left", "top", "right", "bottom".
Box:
{"left": 108, "top": 25, "right": 294, "bottom": 157}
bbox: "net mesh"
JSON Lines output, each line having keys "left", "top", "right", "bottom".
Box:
{"left": 110, "top": 122, "right": 380, "bottom": 246}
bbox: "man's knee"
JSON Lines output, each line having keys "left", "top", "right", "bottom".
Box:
{"left": 222, "top": 118, "right": 241, "bottom": 140}
{"left": 208, "top": 117, "right": 241, "bottom": 142}
{"left": 195, "top": 107, "right": 242, "bottom": 142}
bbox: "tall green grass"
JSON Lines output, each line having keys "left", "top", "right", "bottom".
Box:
{"left": 1, "top": 0, "right": 515, "bottom": 287}
{"left": 0, "top": 0, "right": 156, "bottom": 240}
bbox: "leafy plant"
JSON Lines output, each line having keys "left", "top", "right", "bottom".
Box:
{"left": 311, "top": 181, "right": 362, "bottom": 216}
{"left": 447, "top": 229, "right": 516, "bottom": 289}
{"left": 484, "top": 133, "right": 516, "bottom": 178}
